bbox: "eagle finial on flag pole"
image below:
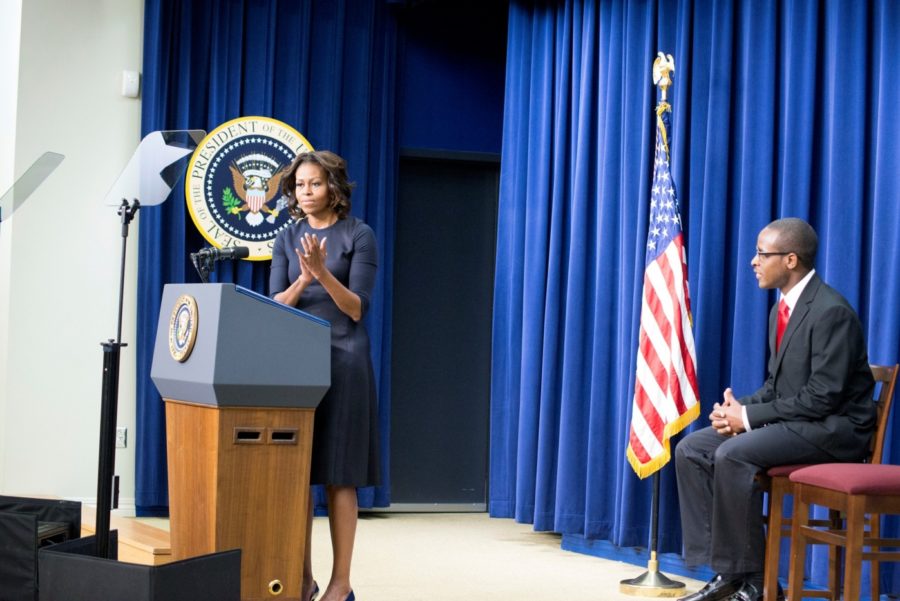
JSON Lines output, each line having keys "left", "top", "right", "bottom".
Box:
{"left": 652, "top": 52, "right": 675, "bottom": 102}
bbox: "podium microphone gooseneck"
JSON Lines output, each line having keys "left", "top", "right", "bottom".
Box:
{"left": 190, "top": 245, "right": 250, "bottom": 282}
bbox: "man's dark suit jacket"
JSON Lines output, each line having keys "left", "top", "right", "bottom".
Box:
{"left": 742, "top": 273, "right": 876, "bottom": 461}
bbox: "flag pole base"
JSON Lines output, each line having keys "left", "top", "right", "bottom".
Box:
{"left": 620, "top": 553, "right": 686, "bottom": 597}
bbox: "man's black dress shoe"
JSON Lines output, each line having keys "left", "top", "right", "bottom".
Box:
{"left": 725, "top": 580, "right": 762, "bottom": 601}
{"left": 726, "top": 578, "right": 784, "bottom": 601}
{"left": 678, "top": 573, "right": 744, "bottom": 601}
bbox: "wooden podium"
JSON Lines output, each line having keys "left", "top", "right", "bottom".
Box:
{"left": 151, "top": 283, "right": 330, "bottom": 601}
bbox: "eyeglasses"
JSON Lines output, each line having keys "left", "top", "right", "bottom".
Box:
{"left": 755, "top": 250, "right": 793, "bottom": 259}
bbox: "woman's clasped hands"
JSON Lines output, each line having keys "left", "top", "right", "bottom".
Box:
{"left": 295, "top": 232, "right": 328, "bottom": 283}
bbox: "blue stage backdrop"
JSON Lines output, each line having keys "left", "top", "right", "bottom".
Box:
{"left": 136, "top": 0, "right": 900, "bottom": 592}
{"left": 136, "top": 0, "right": 397, "bottom": 514}
{"left": 491, "top": 0, "right": 900, "bottom": 590}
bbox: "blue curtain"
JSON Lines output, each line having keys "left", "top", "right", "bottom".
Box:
{"left": 136, "top": 0, "right": 397, "bottom": 514}
{"left": 492, "top": 0, "right": 900, "bottom": 589}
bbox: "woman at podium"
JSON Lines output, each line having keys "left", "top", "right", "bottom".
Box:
{"left": 270, "top": 150, "right": 379, "bottom": 601}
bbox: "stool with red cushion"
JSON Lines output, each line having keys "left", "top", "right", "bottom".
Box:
{"left": 761, "top": 363, "right": 898, "bottom": 601}
{"left": 787, "top": 463, "right": 900, "bottom": 601}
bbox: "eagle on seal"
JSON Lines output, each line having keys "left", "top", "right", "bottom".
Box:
{"left": 228, "top": 163, "right": 286, "bottom": 226}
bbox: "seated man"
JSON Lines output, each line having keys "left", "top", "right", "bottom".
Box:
{"left": 675, "top": 217, "right": 876, "bottom": 601}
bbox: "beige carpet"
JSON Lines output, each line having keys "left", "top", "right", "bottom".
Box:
{"left": 138, "top": 511, "right": 703, "bottom": 600}
{"left": 305, "top": 512, "right": 703, "bottom": 601}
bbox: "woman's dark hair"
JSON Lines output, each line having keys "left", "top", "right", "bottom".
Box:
{"left": 280, "top": 150, "right": 354, "bottom": 221}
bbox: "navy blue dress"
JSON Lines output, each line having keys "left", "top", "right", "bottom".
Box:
{"left": 270, "top": 216, "right": 380, "bottom": 487}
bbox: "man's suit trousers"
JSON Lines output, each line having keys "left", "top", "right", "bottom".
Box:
{"left": 674, "top": 425, "right": 836, "bottom": 574}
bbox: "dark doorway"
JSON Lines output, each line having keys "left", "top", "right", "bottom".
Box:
{"left": 390, "top": 151, "right": 499, "bottom": 509}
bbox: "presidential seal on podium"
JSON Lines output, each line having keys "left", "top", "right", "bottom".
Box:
{"left": 168, "top": 294, "right": 199, "bottom": 362}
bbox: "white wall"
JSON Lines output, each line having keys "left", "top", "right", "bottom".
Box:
{"left": 1, "top": 0, "right": 144, "bottom": 511}
{"left": 0, "top": 0, "right": 24, "bottom": 490}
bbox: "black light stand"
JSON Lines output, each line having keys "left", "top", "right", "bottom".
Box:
{"left": 94, "top": 198, "right": 140, "bottom": 559}
{"left": 87, "top": 128, "right": 204, "bottom": 559}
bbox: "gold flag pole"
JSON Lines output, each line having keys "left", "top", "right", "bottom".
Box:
{"left": 619, "top": 52, "right": 686, "bottom": 598}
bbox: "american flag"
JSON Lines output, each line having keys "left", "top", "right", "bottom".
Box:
{"left": 626, "top": 106, "right": 700, "bottom": 479}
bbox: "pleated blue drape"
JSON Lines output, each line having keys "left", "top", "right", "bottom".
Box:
{"left": 136, "top": 0, "right": 397, "bottom": 514}
{"left": 492, "top": 0, "right": 900, "bottom": 589}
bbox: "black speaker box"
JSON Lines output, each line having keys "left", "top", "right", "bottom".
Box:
{"left": 0, "top": 495, "right": 81, "bottom": 601}
{"left": 38, "top": 534, "right": 240, "bottom": 601}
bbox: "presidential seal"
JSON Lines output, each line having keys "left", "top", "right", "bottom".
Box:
{"left": 168, "top": 294, "right": 199, "bottom": 362}
{"left": 185, "top": 116, "right": 314, "bottom": 260}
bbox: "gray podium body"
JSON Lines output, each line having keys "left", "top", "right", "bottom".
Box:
{"left": 150, "top": 283, "right": 330, "bottom": 601}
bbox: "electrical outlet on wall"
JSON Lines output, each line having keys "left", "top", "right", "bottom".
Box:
{"left": 115, "top": 426, "right": 127, "bottom": 448}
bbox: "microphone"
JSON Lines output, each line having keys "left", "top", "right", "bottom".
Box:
{"left": 194, "top": 246, "right": 250, "bottom": 261}
{"left": 190, "top": 245, "right": 249, "bottom": 283}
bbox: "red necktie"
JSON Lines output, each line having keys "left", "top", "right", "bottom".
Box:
{"left": 776, "top": 299, "right": 789, "bottom": 352}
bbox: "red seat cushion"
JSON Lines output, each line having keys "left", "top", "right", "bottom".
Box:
{"left": 790, "top": 464, "right": 900, "bottom": 495}
{"left": 767, "top": 464, "right": 812, "bottom": 477}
